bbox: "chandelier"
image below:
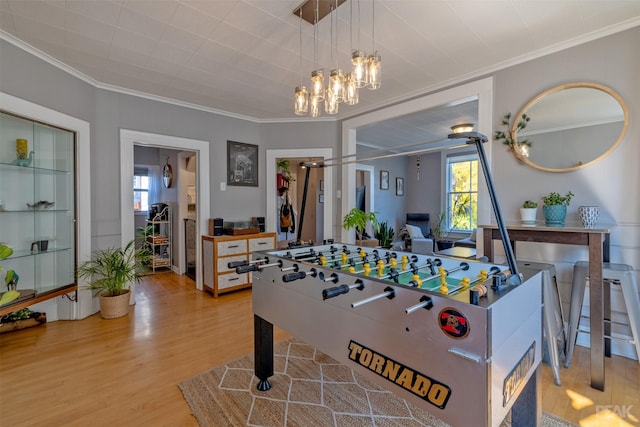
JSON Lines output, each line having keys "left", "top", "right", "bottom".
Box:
{"left": 293, "top": 0, "right": 382, "bottom": 117}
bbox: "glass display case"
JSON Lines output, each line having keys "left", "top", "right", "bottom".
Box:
{"left": 0, "top": 111, "right": 77, "bottom": 312}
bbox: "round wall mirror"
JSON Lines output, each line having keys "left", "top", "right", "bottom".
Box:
{"left": 163, "top": 162, "right": 173, "bottom": 188}
{"left": 511, "top": 82, "right": 628, "bottom": 172}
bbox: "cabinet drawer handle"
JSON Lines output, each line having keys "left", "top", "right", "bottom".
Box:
{"left": 228, "top": 245, "right": 239, "bottom": 248}
{"left": 229, "top": 277, "right": 239, "bottom": 281}
{"left": 258, "top": 242, "right": 267, "bottom": 245}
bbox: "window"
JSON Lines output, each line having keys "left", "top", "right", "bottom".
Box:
{"left": 133, "top": 167, "right": 150, "bottom": 212}
{"left": 445, "top": 153, "right": 478, "bottom": 232}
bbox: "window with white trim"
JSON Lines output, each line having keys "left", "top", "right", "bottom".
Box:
{"left": 445, "top": 153, "right": 478, "bottom": 232}
{"left": 133, "top": 167, "right": 150, "bottom": 212}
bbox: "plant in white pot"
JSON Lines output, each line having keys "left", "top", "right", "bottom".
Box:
{"left": 541, "top": 191, "right": 574, "bottom": 226}
{"left": 520, "top": 200, "right": 538, "bottom": 224}
{"left": 76, "top": 240, "right": 151, "bottom": 319}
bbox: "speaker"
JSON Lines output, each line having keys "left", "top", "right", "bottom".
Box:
{"left": 253, "top": 216, "right": 265, "bottom": 232}
{"left": 209, "top": 218, "right": 224, "bottom": 236}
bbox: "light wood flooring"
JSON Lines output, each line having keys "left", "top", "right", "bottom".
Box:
{"left": 1, "top": 272, "right": 638, "bottom": 426}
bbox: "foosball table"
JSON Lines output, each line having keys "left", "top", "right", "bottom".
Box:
{"left": 243, "top": 243, "right": 544, "bottom": 427}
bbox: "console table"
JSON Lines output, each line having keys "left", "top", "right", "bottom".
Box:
{"left": 480, "top": 221, "right": 611, "bottom": 391}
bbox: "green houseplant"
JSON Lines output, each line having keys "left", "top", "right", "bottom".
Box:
{"left": 433, "top": 212, "right": 454, "bottom": 250}
{"left": 0, "top": 243, "right": 20, "bottom": 306}
{"left": 374, "top": 221, "right": 395, "bottom": 248}
{"left": 343, "top": 208, "right": 379, "bottom": 244}
{"left": 541, "top": 191, "right": 574, "bottom": 226}
{"left": 76, "top": 240, "right": 151, "bottom": 319}
{"left": 520, "top": 200, "right": 538, "bottom": 223}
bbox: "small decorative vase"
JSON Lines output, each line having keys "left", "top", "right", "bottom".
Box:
{"left": 520, "top": 207, "right": 537, "bottom": 224}
{"left": 543, "top": 205, "right": 567, "bottom": 226}
{"left": 16, "top": 138, "right": 28, "bottom": 160}
{"left": 578, "top": 206, "right": 599, "bottom": 228}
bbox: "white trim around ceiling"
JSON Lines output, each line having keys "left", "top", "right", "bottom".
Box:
{"left": 120, "top": 129, "right": 210, "bottom": 291}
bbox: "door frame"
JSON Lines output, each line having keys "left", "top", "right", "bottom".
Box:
{"left": 120, "top": 129, "right": 210, "bottom": 291}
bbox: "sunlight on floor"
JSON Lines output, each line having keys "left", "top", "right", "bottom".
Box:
{"left": 566, "top": 389, "right": 593, "bottom": 410}
{"left": 567, "top": 389, "right": 638, "bottom": 426}
{"left": 579, "top": 410, "right": 636, "bottom": 427}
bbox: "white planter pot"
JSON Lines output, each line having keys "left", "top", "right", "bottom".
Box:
{"left": 520, "top": 207, "right": 537, "bottom": 224}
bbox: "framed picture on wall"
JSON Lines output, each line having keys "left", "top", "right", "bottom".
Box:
{"left": 396, "top": 177, "right": 404, "bottom": 196}
{"left": 227, "top": 141, "right": 258, "bottom": 186}
{"left": 380, "top": 170, "right": 389, "bottom": 190}
{"left": 319, "top": 194, "right": 324, "bottom": 203}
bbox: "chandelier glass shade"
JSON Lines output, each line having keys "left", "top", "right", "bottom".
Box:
{"left": 310, "top": 69, "right": 325, "bottom": 101}
{"left": 344, "top": 72, "right": 359, "bottom": 105}
{"left": 367, "top": 51, "right": 381, "bottom": 89}
{"left": 294, "top": 86, "right": 309, "bottom": 115}
{"left": 330, "top": 68, "right": 345, "bottom": 103}
{"left": 351, "top": 49, "right": 368, "bottom": 88}
{"left": 309, "top": 96, "right": 321, "bottom": 117}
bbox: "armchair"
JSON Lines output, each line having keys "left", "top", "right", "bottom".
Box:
{"left": 405, "top": 213, "right": 434, "bottom": 255}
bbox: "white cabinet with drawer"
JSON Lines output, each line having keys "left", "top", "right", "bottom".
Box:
{"left": 202, "top": 232, "right": 276, "bottom": 297}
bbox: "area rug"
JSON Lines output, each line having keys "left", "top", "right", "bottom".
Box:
{"left": 179, "top": 338, "right": 576, "bottom": 427}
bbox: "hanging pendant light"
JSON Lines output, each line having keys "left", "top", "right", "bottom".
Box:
{"left": 344, "top": 72, "right": 359, "bottom": 105}
{"left": 309, "top": 0, "right": 324, "bottom": 103}
{"left": 309, "top": 96, "right": 321, "bottom": 117}
{"left": 329, "top": 1, "right": 345, "bottom": 104}
{"left": 351, "top": 0, "right": 367, "bottom": 88}
{"left": 367, "top": 0, "right": 381, "bottom": 89}
{"left": 325, "top": 86, "right": 339, "bottom": 114}
{"left": 294, "top": 9, "right": 309, "bottom": 115}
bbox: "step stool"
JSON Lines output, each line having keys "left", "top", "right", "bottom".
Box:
{"left": 518, "top": 261, "right": 565, "bottom": 386}
{"left": 565, "top": 261, "right": 640, "bottom": 368}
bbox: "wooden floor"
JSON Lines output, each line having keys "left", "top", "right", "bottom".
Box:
{"left": 1, "top": 272, "right": 638, "bottom": 426}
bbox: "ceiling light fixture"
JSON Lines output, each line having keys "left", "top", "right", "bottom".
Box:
{"left": 294, "top": 9, "right": 309, "bottom": 115}
{"left": 366, "top": 0, "right": 381, "bottom": 90}
{"left": 451, "top": 123, "right": 475, "bottom": 134}
{"left": 292, "top": 0, "right": 379, "bottom": 116}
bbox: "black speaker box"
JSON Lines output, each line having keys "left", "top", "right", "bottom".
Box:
{"left": 209, "top": 218, "right": 224, "bottom": 236}
{"left": 253, "top": 216, "right": 265, "bottom": 232}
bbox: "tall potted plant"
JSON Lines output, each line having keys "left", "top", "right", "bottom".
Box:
{"left": 433, "top": 212, "right": 454, "bottom": 250}
{"left": 375, "top": 221, "right": 395, "bottom": 248}
{"left": 76, "top": 240, "right": 151, "bottom": 319}
{"left": 541, "top": 191, "right": 574, "bottom": 226}
{"left": 343, "top": 208, "right": 379, "bottom": 245}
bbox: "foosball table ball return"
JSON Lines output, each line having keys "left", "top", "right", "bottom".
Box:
{"left": 246, "top": 132, "right": 546, "bottom": 426}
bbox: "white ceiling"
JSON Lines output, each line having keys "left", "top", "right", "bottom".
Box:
{"left": 1, "top": 0, "right": 638, "bottom": 140}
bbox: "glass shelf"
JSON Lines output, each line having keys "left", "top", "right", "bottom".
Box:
{"left": 4, "top": 247, "right": 72, "bottom": 260}
{"left": 0, "top": 161, "right": 72, "bottom": 175}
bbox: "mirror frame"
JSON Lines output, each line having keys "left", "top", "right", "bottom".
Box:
{"left": 511, "top": 82, "right": 629, "bottom": 172}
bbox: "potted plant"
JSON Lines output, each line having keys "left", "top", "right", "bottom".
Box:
{"left": 494, "top": 113, "right": 533, "bottom": 158}
{"left": 343, "top": 208, "right": 380, "bottom": 246}
{"left": 433, "top": 212, "right": 454, "bottom": 251}
{"left": 0, "top": 243, "right": 20, "bottom": 306}
{"left": 374, "top": 221, "right": 395, "bottom": 249}
{"left": 76, "top": 240, "right": 151, "bottom": 319}
{"left": 541, "top": 191, "right": 574, "bottom": 226}
{"left": 520, "top": 200, "right": 538, "bottom": 224}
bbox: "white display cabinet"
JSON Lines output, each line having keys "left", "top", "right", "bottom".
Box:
{"left": 0, "top": 111, "right": 76, "bottom": 314}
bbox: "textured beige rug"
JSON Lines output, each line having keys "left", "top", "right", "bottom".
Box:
{"left": 179, "top": 338, "right": 575, "bottom": 427}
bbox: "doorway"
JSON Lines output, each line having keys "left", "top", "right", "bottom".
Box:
{"left": 120, "top": 130, "right": 210, "bottom": 291}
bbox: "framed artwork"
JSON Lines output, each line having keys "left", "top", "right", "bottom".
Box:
{"left": 380, "top": 170, "right": 389, "bottom": 190}
{"left": 396, "top": 177, "right": 404, "bottom": 196}
{"left": 319, "top": 194, "right": 324, "bottom": 203}
{"left": 320, "top": 180, "right": 324, "bottom": 191}
{"left": 227, "top": 141, "right": 258, "bottom": 186}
